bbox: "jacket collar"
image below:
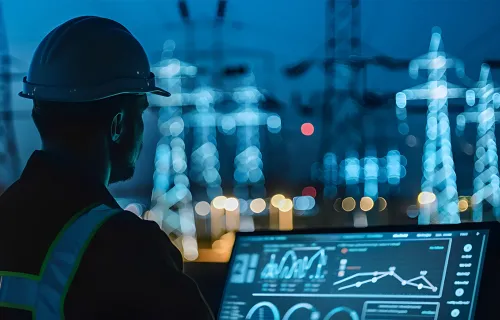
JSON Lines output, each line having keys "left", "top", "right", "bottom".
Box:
{"left": 21, "top": 150, "right": 121, "bottom": 209}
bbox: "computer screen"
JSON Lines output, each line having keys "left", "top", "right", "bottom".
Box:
{"left": 220, "top": 229, "right": 488, "bottom": 320}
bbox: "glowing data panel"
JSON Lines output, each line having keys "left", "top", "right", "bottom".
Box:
{"left": 260, "top": 248, "right": 327, "bottom": 281}
{"left": 219, "top": 230, "right": 488, "bottom": 320}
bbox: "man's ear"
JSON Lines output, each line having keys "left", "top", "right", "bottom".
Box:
{"left": 110, "top": 112, "right": 124, "bottom": 142}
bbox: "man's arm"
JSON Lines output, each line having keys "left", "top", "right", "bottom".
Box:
{"left": 66, "top": 211, "right": 214, "bottom": 319}
{"left": 134, "top": 219, "right": 215, "bottom": 319}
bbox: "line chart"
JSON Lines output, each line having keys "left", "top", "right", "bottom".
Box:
{"left": 333, "top": 267, "right": 438, "bottom": 292}
{"left": 260, "top": 248, "right": 328, "bottom": 280}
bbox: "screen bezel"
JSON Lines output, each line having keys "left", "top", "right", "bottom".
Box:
{"left": 219, "top": 221, "right": 500, "bottom": 319}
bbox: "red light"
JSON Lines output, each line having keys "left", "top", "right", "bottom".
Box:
{"left": 302, "top": 186, "right": 317, "bottom": 198}
{"left": 301, "top": 123, "right": 314, "bottom": 136}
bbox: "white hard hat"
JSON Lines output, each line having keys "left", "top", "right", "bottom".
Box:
{"left": 19, "top": 16, "right": 170, "bottom": 102}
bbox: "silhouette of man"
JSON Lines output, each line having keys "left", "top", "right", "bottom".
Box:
{"left": 0, "top": 16, "right": 214, "bottom": 319}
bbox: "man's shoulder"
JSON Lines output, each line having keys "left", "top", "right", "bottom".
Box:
{"left": 87, "top": 209, "right": 183, "bottom": 269}
{"left": 102, "top": 209, "right": 167, "bottom": 242}
{"left": 101, "top": 208, "right": 154, "bottom": 233}
{"left": 96, "top": 209, "right": 169, "bottom": 244}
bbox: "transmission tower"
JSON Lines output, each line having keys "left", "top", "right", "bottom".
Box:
{"left": 456, "top": 64, "right": 500, "bottom": 221}
{"left": 0, "top": 3, "right": 20, "bottom": 193}
{"left": 322, "top": 0, "right": 362, "bottom": 198}
{"left": 397, "top": 28, "right": 463, "bottom": 224}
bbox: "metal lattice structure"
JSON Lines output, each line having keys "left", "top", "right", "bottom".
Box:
{"left": 323, "top": 0, "right": 362, "bottom": 149}
{"left": 0, "top": 3, "right": 20, "bottom": 193}
{"left": 456, "top": 64, "right": 500, "bottom": 221}
{"left": 322, "top": 0, "right": 362, "bottom": 199}
{"left": 397, "top": 29, "right": 463, "bottom": 224}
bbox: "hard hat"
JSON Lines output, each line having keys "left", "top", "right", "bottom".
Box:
{"left": 19, "top": 16, "right": 170, "bottom": 102}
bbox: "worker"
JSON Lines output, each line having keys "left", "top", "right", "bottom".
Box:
{"left": 0, "top": 16, "right": 214, "bottom": 319}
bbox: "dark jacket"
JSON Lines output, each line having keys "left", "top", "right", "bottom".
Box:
{"left": 0, "top": 151, "right": 214, "bottom": 319}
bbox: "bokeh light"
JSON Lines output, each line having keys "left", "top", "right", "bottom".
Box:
{"left": 301, "top": 123, "right": 315, "bottom": 136}
{"left": 302, "top": 186, "right": 317, "bottom": 198}
{"left": 360, "top": 197, "right": 374, "bottom": 212}
{"left": 333, "top": 198, "right": 342, "bottom": 212}
{"left": 378, "top": 197, "right": 387, "bottom": 211}
{"left": 194, "top": 201, "right": 211, "bottom": 216}
{"left": 250, "top": 198, "right": 266, "bottom": 213}
{"left": 182, "top": 236, "right": 199, "bottom": 261}
{"left": 213, "top": 196, "right": 228, "bottom": 209}
{"left": 343, "top": 156, "right": 361, "bottom": 185}
{"left": 225, "top": 197, "right": 239, "bottom": 211}
{"left": 239, "top": 199, "right": 249, "bottom": 213}
{"left": 418, "top": 192, "right": 436, "bottom": 205}
{"left": 271, "top": 194, "right": 286, "bottom": 208}
{"left": 458, "top": 199, "right": 469, "bottom": 212}
{"left": 293, "top": 196, "right": 315, "bottom": 211}
{"left": 398, "top": 123, "right": 410, "bottom": 135}
{"left": 267, "top": 115, "right": 282, "bottom": 133}
{"left": 407, "top": 205, "right": 420, "bottom": 218}
{"left": 406, "top": 135, "right": 417, "bottom": 147}
{"left": 279, "top": 199, "right": 294, "bottom": 212}
{"left": 396, "top": 92, "right": 407, "bottom": 108}
{"left": 342, "top": 197, "right": 356, "bottom": 212}
{"left": 183, "top": 250, "right": 199, "bottom": 261}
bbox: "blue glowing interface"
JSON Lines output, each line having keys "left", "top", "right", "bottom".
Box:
{"left": 220, "top": 230, "right": 488, "bottom": 320}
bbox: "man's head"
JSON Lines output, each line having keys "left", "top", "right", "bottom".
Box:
{"left": 32, "top": 94, "right": 149, "bottom": 183}
{"left": 19, "top": 16, "right": 170, "bottom": 184}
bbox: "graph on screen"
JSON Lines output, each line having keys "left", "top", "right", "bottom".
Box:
{"left": 260, "top": 247, "right": 328, "bottom": 280}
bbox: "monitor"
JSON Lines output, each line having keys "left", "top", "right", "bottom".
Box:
{"left": 219, "top": 223, "right": 496, "bottom": 320}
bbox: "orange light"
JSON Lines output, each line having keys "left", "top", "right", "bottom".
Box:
{"left": 271, "top": 194, "right": 285, "bottom": 208}
{"left": 279, "top": 199, "right": 294, "bottom": 212}
{"left": 212, "top": 196, "right": 227, "bottom": 209}
{"left": 250, "top": 198, "right": 266, "bottom": 213}
{"left": 342, "top": 197, "right": 356, "bottom": 212}
{"left": 360, "top": 197, "right": 374, "bottom": 212}
{"left": 418, "top": 192, "right": 436, "bottom": 205}
{"left": 458, "top": 199, "right": 468, "bottom": 212}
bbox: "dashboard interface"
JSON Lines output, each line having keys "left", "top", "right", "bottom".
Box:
{"left": 219, "top": 229, "right": 488, "bottom": 320}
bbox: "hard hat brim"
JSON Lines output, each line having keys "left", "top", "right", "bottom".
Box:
{"left": 149, "top": 87, "right": 171, "bottom": 98}
{"left": 19, "top": 73, "right": 171, "bottom": 102}
{"left": 18, "top": 87, "right": 171, "bottom": 101}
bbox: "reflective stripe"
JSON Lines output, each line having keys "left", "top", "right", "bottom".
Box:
{"left": 0, "top": 276, "right": 38, "bottom": 309}
{"left": 0, "top": 204, "right": 121, "bottom": 319}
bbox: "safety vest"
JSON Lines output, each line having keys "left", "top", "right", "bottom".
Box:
{"left": 0, "top": 204, "right": 122, "bottom": 319}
